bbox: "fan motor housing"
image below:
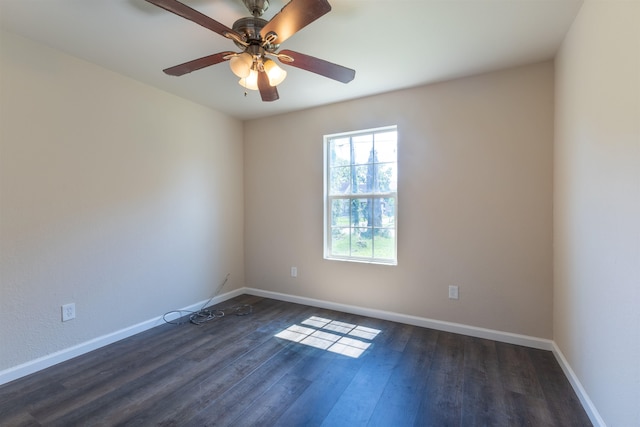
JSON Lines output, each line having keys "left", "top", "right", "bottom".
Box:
{"left": 233, "top": 17, "right": 266, "bottom": 40}
{"left": 232, "top": 17, "right": 278, "bottom": 52}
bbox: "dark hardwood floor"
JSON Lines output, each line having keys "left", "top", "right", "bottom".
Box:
{"left": 0, "top": 295, "right": 591, "bottom": 426}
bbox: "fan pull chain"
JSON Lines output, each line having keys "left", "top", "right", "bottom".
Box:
{"left": 241, "top": 76, "right": 248, "bottom": 97}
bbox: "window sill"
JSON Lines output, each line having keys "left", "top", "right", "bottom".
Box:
{"left": 324, "top": 256, "right": 397, "bottom": 266}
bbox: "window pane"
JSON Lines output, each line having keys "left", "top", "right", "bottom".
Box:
{"left": 375, "top": 163, "right": 397, "bottom": 193}
{"left": 331, "top": 228, "right": 350, "bottom": 256}
{"left": 352, "top": 228, "right": 372, "bottom": 257}
{"left": 373, "top": 131, "right": 398, "bottom": 163}
{"left": 371, "top": 198, "right": 383, "bottom": 228}
{"left": 330, "top": 138, "right": 351, "bottom": 167}
{"left": 330, "top": 166, "right": 351, "bottom": 195}
{"left": 375, "top": 197, "right": 396, "bottom": 228}
{"left": 374, "top": 229, "right": 395, "bottom": 259}
{"left": 351, "top": 198, "right": 371, "bottom": 228}
{"left": 331, "top": 199, "right": 350, "bottom": 226}
{"left": 353, "top": 136, "right": 373, "bottom": 165}
{"left": 354, "top": 165, "right": 373, "bottom": 194}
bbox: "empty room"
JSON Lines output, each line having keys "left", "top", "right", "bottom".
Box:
{"left": 0, "top": 0, "right": 638, "bottom": 426}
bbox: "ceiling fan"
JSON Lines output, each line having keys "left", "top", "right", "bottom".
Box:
{"left": 145, "top": 0, "right": 356, "bottom": 102}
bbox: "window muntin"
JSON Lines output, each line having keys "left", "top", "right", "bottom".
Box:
{"left": 324, "top": 126, "right": 397, "bottom": 264}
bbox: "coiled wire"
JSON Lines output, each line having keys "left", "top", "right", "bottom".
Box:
{"left": 162, "top": 274, "right": 252, "bottom": 325}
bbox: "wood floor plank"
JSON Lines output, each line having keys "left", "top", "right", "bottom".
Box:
{"left": 460, "top": 336, "right": 510, "bottom": 427}
{"left": 31, "top": 298, "right": 294, "bottom": 425}
{"left": 228, "top": 372, "right": 312, "bottom": 427}
{"left": 270, "top": 310, "right": 391, "bottom": 426}
{"left": 496, "top": 341, "right": 545, "bottom": 398}
{"left": 0, "top": 296, "right": 592, "bottom": 427}
{"left": 415, "top": 331, "right": 466, "bottom": 426}
{"left": 0, "top": 410, "right": 42, "bottom": 427}
{"left": 31, "top": 329, "right": 220, "bottom": 423}
{"left": 320, "top": 345, "right": 402, "bottom": 425}
{"left": 504, "top": 390, "right": 556, "bottom": 426}
{"left": 368, "top": 327, "right": 439, "bottom": 426}
{"left": 0, "top": 380, "right": 64, "bottom": 423}
{"left": 270, "top": 348, "right": 364, "bottom": 426}
{"left": 528, "top": 348, "right": 593, "bottom": 427}
{"left": 191, "top": 306, "right": 380, "bottom": 426}
{"left": 111, "top": 301, "right": 314, "bottom": 425}
{"left": 110, "top": 334, "right": 282, "bottom": 426}
{"left": 319, "top": 320, "right": 413, "bottom": 425}
{"left": 183, "top": 344, "right": 318, "bottom": 426}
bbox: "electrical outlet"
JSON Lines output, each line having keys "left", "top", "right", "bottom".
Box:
{"left": 291, "top": 267, "right": 297, "bottom": 278}
{"left": 62, "top": 303, "right": 76, "bottom": 322}
{"left": 448, "top": 286, "right": 459, "bottom": 300}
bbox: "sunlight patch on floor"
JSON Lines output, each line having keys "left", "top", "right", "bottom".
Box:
{"left": 275, "top": 316, "right": 381, "bottom": 358}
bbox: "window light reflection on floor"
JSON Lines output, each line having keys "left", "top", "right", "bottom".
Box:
{"left": 274, "top": 316, "right": 382, "bottom": 358}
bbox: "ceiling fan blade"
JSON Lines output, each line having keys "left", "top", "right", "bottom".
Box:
{"left": 145, "top": 0, "right": 239, "bottom": 39}
{"left": 260, "top": 0, "right": 331, "bottom": 44}
{"left": 278, "top": 49, "right": 355, "bottom": 83}
{"left": 257, "top": 70, "right": 279, "bottom": 102}
{"left": 163, "top": 51, "right": 235, "bottom": 76}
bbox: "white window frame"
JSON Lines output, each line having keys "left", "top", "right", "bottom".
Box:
{"left": 323, "top": 126, "right": 398, "bottom": 265}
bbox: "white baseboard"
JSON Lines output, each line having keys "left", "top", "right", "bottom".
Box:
{"left": 242, "top": 287, "right": 554, "bottom": 351}
{"left": 0, "top": 288, "right": 244, "bottom": 387}
{"left": 551, "top": 342, "right": 606, "bottom": 427}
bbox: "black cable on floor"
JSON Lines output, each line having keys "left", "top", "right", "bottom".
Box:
{"left": 162, "top": 274, "right": 252, "bottom": 325}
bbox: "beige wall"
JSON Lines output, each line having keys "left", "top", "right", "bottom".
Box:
{"left": 0, "top": 31, "right": 244, "bottom": 370}
{"left": 554, "top": 1, "right": 640, "bottom": 425}
{"left": 3, "top": 4, "right": 638, "bottom": 420}
{"left": 244, "top": 62, "right": 554, "bottom": 338}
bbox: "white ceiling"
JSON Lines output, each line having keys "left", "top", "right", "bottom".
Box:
{"left": 0, "top": 0, "right": 583, "bottom": 120}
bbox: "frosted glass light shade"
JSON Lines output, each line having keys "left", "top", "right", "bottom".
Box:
{"left": 264, "top": 59, "right": 287, "bottom": 86}
{"left": 230, "top": 52, "right": 252, "bottom": 78}
{"left": 238, "top": 69, "right": 259, "bottom": 90}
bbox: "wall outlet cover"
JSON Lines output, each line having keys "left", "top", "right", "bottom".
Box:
{"left": 62, "top": 303, "right": 76, "bottom": 321}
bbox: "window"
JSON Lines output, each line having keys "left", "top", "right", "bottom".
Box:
{"left": 324, "top": 126, "right": 398, "bottom": 265}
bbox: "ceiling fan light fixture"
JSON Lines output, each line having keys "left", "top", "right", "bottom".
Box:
{"left": 148, "top": 0, "right": 355, "bottom": 102}
{"left": 229, "top": 52, "right": 253, "bottom": 78}
{"left": 263, "top": 59, "right": 287, "bottom": 86}
{"left": 239, "top": 68, "right": 259, "bottom": 90}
